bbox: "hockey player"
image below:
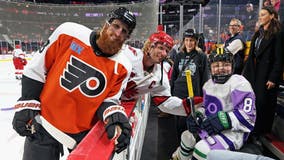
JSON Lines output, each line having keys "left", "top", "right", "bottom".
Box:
{"left": 12, "top": 45, "right": 27, "bottom": 79}
{"left": 12, "top": 7, "right": 136, "bottom": 160}
{"left": 122, "top": 31, "right": 202, "bottom": 117}
{"left": 172, "top": 48, "right": 256, "bottom": 160}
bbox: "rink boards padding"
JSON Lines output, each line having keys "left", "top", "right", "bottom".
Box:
{"left": 67, "top": 101, "right": 136, "bottom": 160}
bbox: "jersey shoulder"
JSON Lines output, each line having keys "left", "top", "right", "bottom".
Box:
{"left": 122, "top": 44, "right": 143, "bottom": 62}
{"left": 228, "top": 74, "right": 253, "bottom": 92}
{"left": 109, "top": 45, "right": 134, "bottom": 73}
{"left": 51, "top": 22, "right": 92, "bottom": 45}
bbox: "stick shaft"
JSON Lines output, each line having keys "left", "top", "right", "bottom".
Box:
{"left": 185, "top": 70, "right": 194, "bottom": 98}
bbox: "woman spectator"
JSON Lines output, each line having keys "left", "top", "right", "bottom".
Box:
{"left": 170, "top": 29, "right": 210, "bottom": 144}
{"left": 243, "top": 6, "right": 283, "bottom": 140}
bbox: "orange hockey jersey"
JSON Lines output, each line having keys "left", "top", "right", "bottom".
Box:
{"left": 23, "top": 22, "right": 132, "bottom": 133}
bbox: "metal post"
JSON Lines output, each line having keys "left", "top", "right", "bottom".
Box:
{"left": 217, "top": 0, "right": 222, "bottom": 44}
{"left": 159, "top": 5, "right": 163, "bottom": 25}
{"left": 198, "top": 4, "right": 202, "bottom": 33}
{"left": 259, "top": 0, "right": 264, "bottom": 12}
{"left": 179, "top": 4, "right": 184, "bottom": 41}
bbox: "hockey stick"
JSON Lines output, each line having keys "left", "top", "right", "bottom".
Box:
{"left": 34, "top": 115, "right": 77, "bottom": 149}
{"left": 185, "top": 70, "right": 224, "bottom": 149}
{"left": 185, "top": 70, "right": 195, "bottom": 118}
{"left": 0, "top": 107, "right": 15, "bottom": 111}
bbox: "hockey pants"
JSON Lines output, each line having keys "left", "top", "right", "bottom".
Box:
{"left": 22, "top": 124, "right": 89, "bottom": 160}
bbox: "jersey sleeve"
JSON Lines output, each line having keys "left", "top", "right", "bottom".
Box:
{"left": 228, "top": 77, "right": 256, "bottom": 133}
{"left": 20, "top": 23, "right": 68, "bottom": 102}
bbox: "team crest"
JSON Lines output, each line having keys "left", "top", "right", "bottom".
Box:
{"left": 60, "top": 55, "right": 107, "bottom": 97}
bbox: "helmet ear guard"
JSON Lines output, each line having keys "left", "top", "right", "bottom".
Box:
{"left": 107, "top": 7, "right": 136, "bottom": 35}
{"left": 209, "top": 48, "right": 234, "bottom": 84}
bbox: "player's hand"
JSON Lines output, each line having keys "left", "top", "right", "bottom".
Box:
{"left": 105, "top": 112, "right": 132, "bottom": 153}
{"left": 12, "top": 109, "right": 40, "bottom": 137}
{"left": 186, "top": 112, "right": 204, "bottom": 133}
{"left": 182, "top": 96, "right": 203, "bottom": 115}
{"left": 200, "top": 111, "right": 231, "bottom": 135}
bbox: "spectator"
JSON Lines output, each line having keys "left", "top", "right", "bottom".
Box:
{"left": 270, "top": 0, "right": 281, "bottom": 12}
{"left": 243, "top": 6, "right": 283, "bottom": 140}
{"left": 170, "top": 29, "right": 210, "bottom": 145}
{"left": 12, "top": 7, "right": 136, "bottom": 160}
{"left": 245, "top": 3, "right": 256, "bottom": 20}
{"left": 224, "top": 18, "right": 246, "bottom": 74}
{"left": 169, "top": 39, "right": 180, "bottom": 62}
{"left": 263, "top": 0, "right": 272, "bottom": 7}
{"left": 172, "top": 48, "right": 256, "bottom": 160}
{"left": 243, "top": 3, "right": 257, "bottom": 40}
{"left": 197, "top": 33, "right": 206, "bottom": 52}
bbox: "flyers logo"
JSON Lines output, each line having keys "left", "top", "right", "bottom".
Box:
{"left": 60, "top": 55, "right": 106, "bottom": 97}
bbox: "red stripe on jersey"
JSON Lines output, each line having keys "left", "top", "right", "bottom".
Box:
{"left": 152, "top": 96, "right": 170, "bottom": 106}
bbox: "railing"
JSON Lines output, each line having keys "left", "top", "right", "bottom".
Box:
{"left": 68, "top": 94, "right": 151, "bottom": 160}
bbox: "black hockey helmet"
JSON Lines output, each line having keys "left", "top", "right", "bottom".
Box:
{"left": 209, "top": 48, "right": 234, "bottom": 84}
{"left": 107, "top": 7, "right": 136, "bottom": 35}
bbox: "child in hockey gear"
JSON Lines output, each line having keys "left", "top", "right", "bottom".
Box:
{"left": 121, "top": 31, "right": 203, "bottom": 117}
{"left": 172, "top": 48, "right": 256, "bottom": 160}
{"left": 12, "top": 7, "right": 136, "bottom": 160}
{"left": 12, "top": 45, "right": 27, "bottom": 80}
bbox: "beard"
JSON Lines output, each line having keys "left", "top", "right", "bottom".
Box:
{"left": 96, "top": 26, "right": 124, "bottom": 56}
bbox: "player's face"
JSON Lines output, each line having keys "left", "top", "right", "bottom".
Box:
{"left": 98, "top": 19, "right": 129, "bottom": 55}
{"left": 106, "top": 19, "right": 130, "bottom": 40}
{"left": 149, "top": 43, "right": 170, "bottom": 63}
{"left": 211, "top": 61, "right": 232, "bottom": 75}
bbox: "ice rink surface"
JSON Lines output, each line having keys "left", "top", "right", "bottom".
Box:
{"left": 0, "top": 57, "right": 68, "bottom": 159}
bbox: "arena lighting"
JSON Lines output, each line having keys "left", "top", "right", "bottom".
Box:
{"left": 85, "top": 12, "right": 141, "bottom": 17}
{"left": 171, "top": 0, "right": 210, "bottom": 6}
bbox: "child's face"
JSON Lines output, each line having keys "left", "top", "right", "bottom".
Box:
{"left": 211, "top": 61, "right": 232, "bottom": 75}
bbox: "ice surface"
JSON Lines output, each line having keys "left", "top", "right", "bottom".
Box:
{"left": 0, "top": 57, "right": 69, "bottom": 160}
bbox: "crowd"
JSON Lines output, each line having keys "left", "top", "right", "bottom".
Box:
{"left": 9, "top": 1, "right": 284, "bottom": 160}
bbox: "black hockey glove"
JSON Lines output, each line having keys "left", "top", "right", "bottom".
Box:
{"left": 186, "top": 111, "right": 204, "bottom": 133}
{"left": 105, "top": 112, "right": 132, "bottom": 153}
{"left": 12, "top": 109, "right": 40, "bottom": 137}
{"left": 200, "top": 111, "right": 232, "bottom": 135}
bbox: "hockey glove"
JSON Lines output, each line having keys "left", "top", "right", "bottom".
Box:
{"left": 200, "top": 111, "right": 232, "bottom": 135}
{"left": 12, "top": 100, "right": 41, "bottom": 137}
{"left": 104, "top": 111, "right": 132, "bottom": 153}
{"left": 182, "top": 96, "right": 203, "bottom": 115}
{"left": 186, "top": 111, "right": 204, "bottom": 133}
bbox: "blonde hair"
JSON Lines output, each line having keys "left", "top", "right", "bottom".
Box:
{"left": 142, "top": 39, "right": 152, "bottom": 54}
